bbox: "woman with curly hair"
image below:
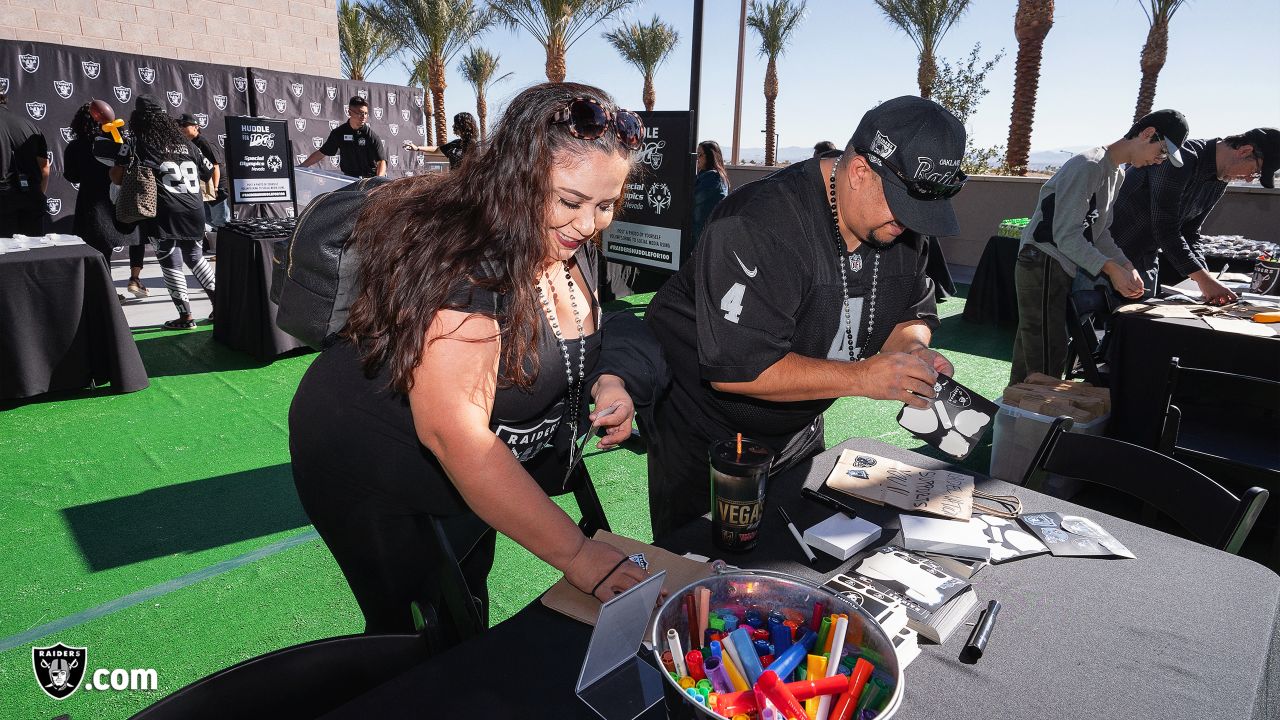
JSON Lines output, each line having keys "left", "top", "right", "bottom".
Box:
{"left": 404, "top": 111, "right": 479, "bottom": 170}
{"left": 109, "top": 96, "right": 215, "bottom": 329}
{"left": 62, "top": 103, "right": 141, "bottom": 293}
{"left": 290, "top": 84, "right": 646, "bottom": 636}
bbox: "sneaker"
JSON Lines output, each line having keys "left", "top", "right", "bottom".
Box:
{"left": 127, "top": 280, "right": 149, "bottom": 298}
{"left": 163, "top": 317, "right": 197, "bottom": 330}
{"left": 118, "top": 293, "right": 127, "bottom": 303}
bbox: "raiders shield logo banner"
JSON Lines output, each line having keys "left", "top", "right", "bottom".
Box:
{"left": 326, "top": 86, "right": 337, "bottom": 100}
{"left": 293, "top": 118, "right": 306, "bottom": 131}
{"left": 218, "top": 134, "right": 226, "bottom": 148}
{"left": 0, "top": 77, "right": 9, "bottom": 94}
{"left": 214, "top": 94, "right": 227, "bottom": 110}
{"left": 387, "top": 91, "right": 397, "bottom": 105}
{"left": 372, "top": 107, "right": 383, "bottom": 120}
{"left": 26, "top": 102, "right": 46, "bottom": 120}
{"left": 59, "top": 127, "right": 73, "bottom": 142}
{"left": 46, "top": 197, "right": 62, "bottom": 215}
{"left": 234, "top": 76, "right": 248, "bottom": 92}
{"left": 113, "top": 86, "right": 132, "bottom": 104}
{"left": 33, "top": 643, "right": 86, "bottom": 700}
{"left": 188, "top": 72, "right": 204, "bottom": 89}
{"left": 311, "top": 137, "right": 323, "bottom": 149}
{"left": 19, "top": 53, "right": 39, "bottom": 73}
{"left": 253, "top": 78, "right": 267, "bottom": 94}
{"left": 401, "top": 108, "right": 411, "bottom": 122}
{"left": 194, "top": 113, "right": 209, "bottom": 129}
{"left": 290, "top": 81, "right": 304, "bottom": 98}
{"left": 138, "top": 66, "right": 155, "bottom": 84}
{"left": 53, "top": 80, "right": 73, "bottom": 98}
{"left": 356, "top": 88, "right": 368, "bottom": 99}
{"left": 309, "top": 101, "right": 321, "bottom": 116}
{"left": 81, "top": 61, "right": 100, "bottom": 79}
{"left": 273, "top": 98, "right": 287, "bottom": 114}
{"left": 328, "top": 119, "right": 340, "bottom": 130}
{"left": 166, "top": 90, "right": 183, "bottom": 107}
{"left": 388, "top": 123, "right": 398, "bottom": 136}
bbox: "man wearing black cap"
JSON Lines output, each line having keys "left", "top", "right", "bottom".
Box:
{"left": 1108, "top": 127, "right": 1279, "bottom": 306}
{"left": 177, "top": 113, "right": 229, "bottom": 229}
{"left": 1009, "top": 109, "right": 1189, "bottom": 385}
{"left": 298, "top": 96, "right": 386, "bottom": 178}
{"left": 644, "top": 96, "right": 967, "bottom": 540}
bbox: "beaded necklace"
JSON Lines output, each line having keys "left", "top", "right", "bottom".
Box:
{"left": 828, "top": 160, "right": 880, "bottom": 361}
{"left": 535, "top": 261, "right": 586, "bottom": 478}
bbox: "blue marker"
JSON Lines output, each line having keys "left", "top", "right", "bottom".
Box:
{"left": 769, "top": 617, "right": 793, "bottom": 656}
{"left": 767, "top": 626, "right": 818, "bottom": 681}
{"left": 728, "top": 627, "right": 764, "bottom": 686}
{"left": 744, "top": 609, "right": 765, "bottom": 629}
{"left": 708, "top": 639, "right": 723, "bottom": 661}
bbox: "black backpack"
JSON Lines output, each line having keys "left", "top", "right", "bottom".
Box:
{"left": 273, "top": 176, "right": 391, "bottom": 349}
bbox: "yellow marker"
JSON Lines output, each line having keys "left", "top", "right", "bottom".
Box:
{"left": 721, "top": 649, "right": 749, "bottom": 692}
{"left": 678, "top": 676, "right": 695, "bottom": 690}
{"left": 805, "top": 654, "right": 828, "bottom": 717}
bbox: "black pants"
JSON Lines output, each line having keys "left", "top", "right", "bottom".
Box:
{"left": 151, "top": 236, "right": 215, "bottom": 315}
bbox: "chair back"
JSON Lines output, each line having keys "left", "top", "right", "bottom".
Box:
{"left": 1024, "top": 417, "right": 1269, "bottom": 554}
{"left": 129, "top": 633, "right": 430, "bottom": 719}
{"left": 1064, "top": 288, "right": 1114, "bottom": 386}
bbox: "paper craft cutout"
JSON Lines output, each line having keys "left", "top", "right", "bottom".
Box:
{"left": 897, "top": 374, "right": 998, "bottom": 460}
{"left": 825, "top": 449, "right": 974, "bottom": 520}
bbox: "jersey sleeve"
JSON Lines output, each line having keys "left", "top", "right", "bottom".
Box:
{"left": 319, "top": 127, "right": 341, "bottom": 156}
{"left": 695, "top": 214, "right": 807, "bottom": 383}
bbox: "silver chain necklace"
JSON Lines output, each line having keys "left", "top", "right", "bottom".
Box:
{"left": 828, "top": 160, "right": 879, "bottom": 362}
{"left": 536, "top": 262, "right": 586, "bottom": 464}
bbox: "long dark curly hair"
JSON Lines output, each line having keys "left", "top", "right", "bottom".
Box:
{"left": 127, "top": 98, "right": 185, "bottom": 155}
{"left": 453, "top": 112, "right": 478, "bottom": 143}
{"left": 70, "top": 104, "right": 99, "bottom": 140}
{"left": 345, "top": 83, "right": 639, "bottom": 394}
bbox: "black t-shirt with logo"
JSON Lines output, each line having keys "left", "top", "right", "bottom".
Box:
{"left": 319, "top": 122, "right": 385, "bottom": 178}
{"left": 190, "top": 132, "right": 229, "bottom": 202}
{"left": 119, "top": 137, "right": 213, "bottom": 240}
{"left": 0, "top": 106, "right": 49, "bottom": 208}
{"left": 647, "top": 159, "right": 939, "bottom": 453}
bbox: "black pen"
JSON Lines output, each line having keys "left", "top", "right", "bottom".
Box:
{"left": 778, "top": 507, "right": 817, "bottom": 564}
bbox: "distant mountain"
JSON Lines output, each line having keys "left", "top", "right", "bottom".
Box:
{"left": 731, "top": 145, "right": 1097, "bottom": 170}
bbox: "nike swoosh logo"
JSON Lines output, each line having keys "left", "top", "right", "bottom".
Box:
{"left": 732, "top": 251, "right": 758, "bottom": 278}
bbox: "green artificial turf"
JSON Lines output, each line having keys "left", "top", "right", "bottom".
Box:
{"left": 0, "top": 286, "right": 1013, "bottom": 719}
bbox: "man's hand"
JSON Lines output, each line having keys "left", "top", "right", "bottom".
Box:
{"left": 1103, "top": 260, "right": 1144, "bottom": 299}
{"left": 1196, "top": 275, "right": 1238, "bottom": 306}
{"left": 909, "top": 346, "right": 954, "bottom": 378}
{"left": 852, "top": 352, "right": 938, "bottom": 408}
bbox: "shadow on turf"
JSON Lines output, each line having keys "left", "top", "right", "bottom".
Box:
{"left": 132, "top": 327, "right": 315, "bottom": 379}
{"left": 63, "top": 463, "right": 310, "bottom": 571}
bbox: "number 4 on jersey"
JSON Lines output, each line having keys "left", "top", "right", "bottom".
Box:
{"left": 720, "top": 282, "right": 746, "bottom": 323}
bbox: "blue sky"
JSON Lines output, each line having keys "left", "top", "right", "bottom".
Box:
{"left": 367, "top": 0, "right": 1279, "bottom": 157}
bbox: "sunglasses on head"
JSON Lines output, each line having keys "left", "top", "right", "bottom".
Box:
{"left": 551, "top": 97, "right": 644, "bottom": 150}
{"left": 856, "top": 147, "right": 967, "bottom": 200}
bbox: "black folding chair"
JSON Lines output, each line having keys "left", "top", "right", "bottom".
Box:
{"left": 128, "top": 632, "right": 431, "bottom": 719}
{"left": 1022, "top": 417, "right": 1268, "bottom": 554}
{"left": 1063, "top": 287, "right": 1114, "bottom": 387}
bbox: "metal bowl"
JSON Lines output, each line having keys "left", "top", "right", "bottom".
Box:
{"left": 649, "top": 567, "right": 904, "bottom": 719}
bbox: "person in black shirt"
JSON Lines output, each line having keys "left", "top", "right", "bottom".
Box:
{"left": 1109, "top": 128, "right": 1279, "bottom": 304}
{"left": 645, "top": 96, "right": 966, "bottom": 541}
{"left": 177, "top": 113, "right": 230, "bottom": 229}
{"left": 62, "top": 104, "right": 138, "bottom": 263}
{"left": 300, "top": 96, "right": 386, "bottom": 178}
{"left": 404, "top": 111, "right": 478, "bottom": 170}
{"left": 289, "top": 83, "right": 648, "bottom": 635}
{"left": 110, "top": 96, "right": 215, "bottom": 329}
{"left": 0, "top": 92, "right": 51, "bottom": 237}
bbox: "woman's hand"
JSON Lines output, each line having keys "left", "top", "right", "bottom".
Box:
{"left": 402, "top": 141, "right": 417, "bottom": 152}
{"left": 589, "top": 374, "right": 635, "bottom": 450}
{"left": 564, "top": 538, "right": 648, "bottom": 601}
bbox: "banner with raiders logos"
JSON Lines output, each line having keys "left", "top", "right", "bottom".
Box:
{"left": 0, "top": 40, "right": 250, "bottom": 230}
{"left": 245, "top": 67, "right": 425, "bottom": 180}
{"left": 601, "top": 111, "right": 692, "bottom": 272}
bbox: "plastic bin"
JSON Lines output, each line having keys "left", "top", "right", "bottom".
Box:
{"left": 989, "top": 400, "right": 1109, "bottom": 495}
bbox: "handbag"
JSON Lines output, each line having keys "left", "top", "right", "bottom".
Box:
{"left": 115, "top": 154, "right": 157, "bottom": 224}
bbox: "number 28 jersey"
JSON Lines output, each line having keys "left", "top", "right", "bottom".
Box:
{"left": 128, "top": 139, "right": 213, "bottom": 240}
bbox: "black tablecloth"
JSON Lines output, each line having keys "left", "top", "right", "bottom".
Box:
{"left": 923, "top": 235, "right": 956, "bottom": 302}
{"left": 320, "top": 438, "right": 1280, "bottom": 720}
{"left": 1108, "top": 310, "right": 1280, "bottom": 448}
{"left": 962, "top": 235, "right": 1018, "bottom": 326}
{"left": 211, "top": 228, "right": 308, "bottom": 360}
{"left": 0, "top": 243, "right": 148, "bottom": 400}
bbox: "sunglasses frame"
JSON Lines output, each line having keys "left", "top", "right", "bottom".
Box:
{"left": 551, "top": 97, "right": 644, "bottom": 150}
{"left": 855, "top": 147, "right": 968, "bottom": 200}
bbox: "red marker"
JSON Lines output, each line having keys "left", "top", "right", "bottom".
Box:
{"left": 685, "top": 594, "right": 700, "bottom": 650}
{"left": 686, "top": 650, "right": 706, "bottom": 681}
{"left": 713, "top": 673, "right": 849, "bottom": 715}
{"left": 830, "top": 658, "right": 875, "bottom": 720}
{"left": 756, "top": 670, "right": 808, "bottom": 720}
{"left": 810, "top": 602, "right": 824, "bottom": 632}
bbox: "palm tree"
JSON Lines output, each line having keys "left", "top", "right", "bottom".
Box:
{"left": 874, "top": 0, "right": 971, "bottom": 100}
{"left": 1133, "top": 0, "right": 1188, "bottom": 122}
{"left": 746, "top": 0, "right": 806, "bottom": 167}
{"left": 603, "top": 15, "right": 679, "bottom": 112}
{"left": 458, "top": 47, "right": 512, "bottom": 142}
{"left": 338, "top": 0, "right": 398, "bottom": 81}
{"left": 366, "top": 0, "right": 492, "bottom": 146}
{"left": 406, "top": 56, "right": 435, "bottom": 144}
{"left": 1005, "top": 0, "right": 1054, "bottom": 175}
{"left": 488, "top": 0, "right": 637, "bottom": 83}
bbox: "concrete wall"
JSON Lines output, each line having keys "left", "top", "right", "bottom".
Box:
{"left": 0, "top": 0, "right": 340, "bottom": 75}
{"left": 725, "top": 164, "right": 1280, "bottom": 269}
